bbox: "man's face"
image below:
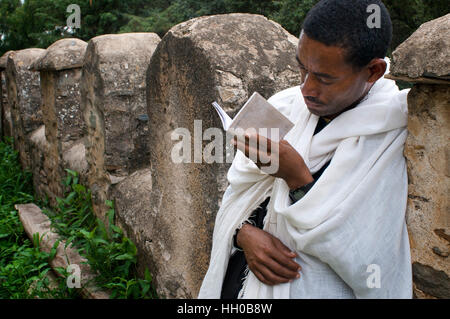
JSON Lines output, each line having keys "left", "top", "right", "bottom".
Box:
{"left": 296, "top": 32, "right": 372, "bottom": 118}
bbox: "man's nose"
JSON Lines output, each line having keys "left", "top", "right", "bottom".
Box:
{"left": 300, "top": 74, "right": 320, "bottom": 98}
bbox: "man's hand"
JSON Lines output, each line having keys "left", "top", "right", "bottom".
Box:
{"left": 237, "top": 223, "right": 301, "bottom": 286}
{"left": 232, "top": 133, "right": 313, "bottom": 189}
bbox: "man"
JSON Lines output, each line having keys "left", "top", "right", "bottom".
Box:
{"left": 199, "top": 0, "right": 412, "bottom": 298}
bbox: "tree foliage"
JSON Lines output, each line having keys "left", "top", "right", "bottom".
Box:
{"left": 0, "top": 0, "right": 448, "bottom": 56}
{"left": 0, "top": 0, "right": 154, "bottom": 54}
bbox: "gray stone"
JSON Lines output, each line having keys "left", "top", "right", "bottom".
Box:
{"left": 15, "top": 203, "right": 110, "bottom": 299}
{"left": 111, "top": 168, "right": 153, "bottom": 281}
{"left": 32, "top": 38, "right": 88, "bottom": 205}
{"left": 30, "top": 38, "right": 87, "bottom": 71}
{"left": 0, "top": 50, "right": 14, "bottom": 69}
{"left": 62, "top": 138, "right": 89, "bottom": 182}
{"left": 412, "top": 262, "right": 450, "bottom": 299}
{"left": 1, "top": 51, "right": 14, "bottom": 139}
{"left": 140, "top": 13, "right": 300, "bottom": 298}
{"left": 5, "top": 48, "right": 45, "bottom": 169}
{"left": 29, "top": 125, "right": 54, "bottom": 201}
{"left": 81, "top": 32, "right": 161, "bottom": 221}
{"left": 404, "top": 84, "right": 450, "bottom": 299}
{"left": 389, "top": 14, "right": 450, "bottom": 81}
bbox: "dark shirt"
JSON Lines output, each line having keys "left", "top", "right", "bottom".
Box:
{"left": 220, "top": 116, "right": 331, "bottom": 299}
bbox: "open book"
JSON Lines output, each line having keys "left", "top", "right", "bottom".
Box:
{"left": 211, "top": 92, "right": 294, "bottom": 141}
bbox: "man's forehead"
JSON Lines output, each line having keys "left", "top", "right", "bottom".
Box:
{"left": 296, "top": 32, "right": 351, "bottom": 75}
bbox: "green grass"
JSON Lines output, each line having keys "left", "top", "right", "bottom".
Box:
{"left": 0, "top": 137, "right": 78, "bottom": 299}
{"left": 0, "top": 137, "right": 157, "bottom": 299}
{"left": 44, "top": 169, "right": 158, "bottom": 299}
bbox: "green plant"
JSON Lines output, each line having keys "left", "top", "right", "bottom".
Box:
{"left": 44, "top": 169, "right": 97, "bottom": 251}
{"left": 0, "top": 137, "right": 75, "bottom": 299}
{"left": 44, "top": 169, "right": 158, "bottom": 299}
{"left": 0, "top": 137, "right": 156, "bottom": 299}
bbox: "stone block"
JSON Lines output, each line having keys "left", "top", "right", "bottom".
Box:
{"left": 15, "top": 203, "right": 110, "bottom": 299}
{"left": 5, "top": 48, "right": 45, "bottom": 169}
{"left": 141, "top": 13, "right": 300, "bottom": 298}
{"left": 31, "top": 38, "right": 87, "bottom": 204}
{"left": 404, "top": 84, "right": 450, "bottom": 299}
{"left": 81, "top": 32, "right": 161, "bottom": 220}
{"left": 29, "top": 125, "right": 54, "bottom": 202}
{"left": 389, "top": 14, "right": 450, "bottom": 82}
{"left": 0, "top": 51, "right": 13, "bottom": 139}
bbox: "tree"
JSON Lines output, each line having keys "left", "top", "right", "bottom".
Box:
{"left": 0, "top": 0, "right": 157, "bottom": 55}
{"left": 1, "top": 0, "right": 448, "bottom": 56}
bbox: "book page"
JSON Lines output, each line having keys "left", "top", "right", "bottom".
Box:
{"left": 228, "top": 92, "right": 294, "bottom": 141}
{"left": 211, "top": 101, "right": 233, "bottom": 130}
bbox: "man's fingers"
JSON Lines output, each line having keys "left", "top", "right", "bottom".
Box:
{"left": 257, "top": 264, "right": 292, "bottom": 285}
{"left": 271, "top": 241, "right": 302, "bottom": 273}
{"left": 240, "top": 226, "right": 302, "bottom": 286}
{"left": 264, "top": 256, "right": 300, "bottom": 280}
{"left": 234, "top": 138, "right": 259, "bottom": 164}
{"left": 233, "top": 137, "right": 274, "bottom": 166}
{"left": 248, "top": 242, "right": 301, "bottom": 283}
{"left": 252, "top": 269, "right": 272, "bottom": 286}
{"left": 233, "top": 133, "right": 273, "bottom": 151}
{"left": 264, "top": 239, "right": 302, "bottom": 278}
{"left": 273, "top": 237, "right": 298, "bottom": 258}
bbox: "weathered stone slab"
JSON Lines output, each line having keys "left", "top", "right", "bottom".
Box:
{"left": 412, "top": 262, "right": 450, "bottom": 299}
{"left": 5, "top": 48, "right": 46, "bottom": 169}
{"left": 62, "top": 138, "right": 89, "bottom": 184}
{"left": 31, "top": 38, "right": 88, "bottom": 205}
{"left": 31, "top": 38, "right": 87, "bottom": 71}
{"left": 389, "top": 14, "right": 450, "bottom": 81}
{"left": 139, "top": 13, "right": 300, "bottom": 298}
{"left": 0, "top": 51, "right": 13, "bottom": 139}
{"left": 81, "top": 32, "right": 161, "bottom": 221}
{"left": 29, "top": 125, "right": 54, "bottom": 201}
{"left": 15, "top": 203, "right": 110, "bottom": 299}
{"left": 387, "top": 13, "right": 450, "bottom": 300}
{"left": 112, "top": 168, "right": 153, "bottom": 281}
{"left": 404, "top": 84, "right": 450, "bottom": 299}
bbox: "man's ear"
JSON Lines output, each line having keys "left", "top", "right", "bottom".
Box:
{"left": 366, "top": 58, "right": 387, "bottom": 83}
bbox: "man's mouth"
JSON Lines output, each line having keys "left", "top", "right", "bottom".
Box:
{"left": 304, "top": 98, "right": 323, "bottom": 108}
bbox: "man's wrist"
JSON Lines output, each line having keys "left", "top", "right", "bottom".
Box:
{"left": 286, "top": 172, "right": 314, "bottom": 190}
{"left": 289, "top": 179, "right": 315, "bottom": 203}
{"left": 236, "top": 223, "right": 252, "bottom": 250}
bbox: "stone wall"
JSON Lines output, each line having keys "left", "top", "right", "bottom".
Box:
{"left": 30, "top": 38, "right": 88, "bottom": 206}
{"left": 80, "top": 32, "right": 161, "bottom": 221}
{"left": 387, "top": 13, "right": 450, "bottom": 299}
{"left": 0, "top": 51, "right": 13, "bottom": 139}
{"left": 29, "top": 125, "right": 52, "bottom": 201}
{"left": 1, "top": 13, "right": 448, "bottom": 299}
{"left": 5, "top": 48, "right": 45, "bottom": 169}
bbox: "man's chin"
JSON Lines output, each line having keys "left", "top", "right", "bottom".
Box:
{"left": 305, "top": 99, "right": 327, "bottom": 114}
{"left": 306, "top": 105, "right": 328, "bottom": 117}
{"left": 305, "top": 102, "right": 340, "bottom": 118}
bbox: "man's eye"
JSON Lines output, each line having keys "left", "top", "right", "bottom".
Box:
{"left": 318, "top": 78, "right": 333, "bottom": 85}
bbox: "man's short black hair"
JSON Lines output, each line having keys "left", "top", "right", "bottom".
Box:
{"left": 302, "top": 0, "right": 392, "bottom": 68}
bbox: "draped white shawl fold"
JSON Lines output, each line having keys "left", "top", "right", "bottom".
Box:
{"left": 198, "top": 65, "right": 413, "bottom": 299}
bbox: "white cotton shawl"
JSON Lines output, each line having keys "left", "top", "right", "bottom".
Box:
{"left": 198, "top": 64, "right": 413, "bottom": 299}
